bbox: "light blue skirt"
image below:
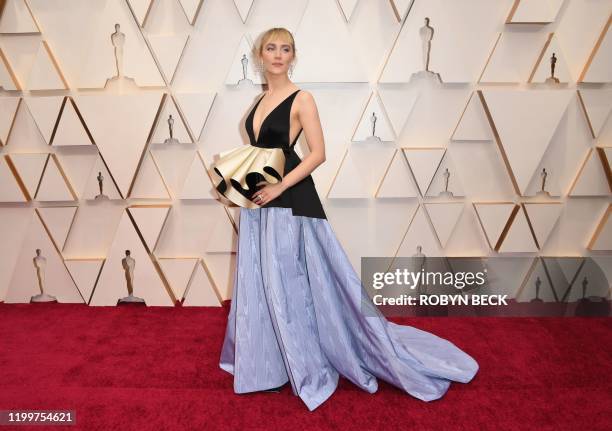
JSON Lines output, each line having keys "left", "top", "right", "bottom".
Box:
{"left": 219, "top": 207, "right": 478, "bottom": 411}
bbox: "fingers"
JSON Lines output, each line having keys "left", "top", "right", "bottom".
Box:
{"left": 252, "top": 182, "right": 273, "bottom": 204}
{"left": 253, "top": 192, "right": 265, "bottom": 205}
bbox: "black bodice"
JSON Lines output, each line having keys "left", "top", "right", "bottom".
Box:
{"left": 246, "top": 89, "right": 327, "bottom": 220}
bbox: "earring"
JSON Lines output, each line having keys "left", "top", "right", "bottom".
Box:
{"left": 289, "top": 63, "right": 295, "bottom": 77}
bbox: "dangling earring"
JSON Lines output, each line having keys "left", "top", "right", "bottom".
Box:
{"left": 289, "top": 63, "right": 295, "bottom": 78}
{"left": 258, "top": 61, "right": 264, "bottom": 73}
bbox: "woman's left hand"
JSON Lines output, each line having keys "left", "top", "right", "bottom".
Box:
{"left": 252, "top": 181, "right": 284, "bottom": 205}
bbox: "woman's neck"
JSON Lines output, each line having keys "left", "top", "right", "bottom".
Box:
{"left": 264, "top": 75, "right": 295, "bottom": 94}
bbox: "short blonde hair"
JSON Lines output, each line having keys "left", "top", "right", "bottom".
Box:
{"left": 254, "top": 27, "right": 296, "bottom": 61}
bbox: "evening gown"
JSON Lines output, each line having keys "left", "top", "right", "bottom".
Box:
{"left": 217, "top": 89, "right": 478, "bottom": 411}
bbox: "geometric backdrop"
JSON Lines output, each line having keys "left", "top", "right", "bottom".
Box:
{"left": 0, "top": 0, "right": 610, "bottom": 305}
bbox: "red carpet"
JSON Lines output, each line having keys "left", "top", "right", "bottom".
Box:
{"left": 0, "top": 302, "right": 610, "bottom": 430}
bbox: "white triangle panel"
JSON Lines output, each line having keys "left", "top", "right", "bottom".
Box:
{"left": 183, "top": 259, "right": 222, "bottom": 306}
{"left": 523, "top": 203, "right": 562, "bottom": 249}
{"left": 578, "top": 88, "right": 612, "bottom": 138}
{"left": 480, "top": 32, "right": 547, "bottom": 83}
{"left": 292, "top": 0, "right": 368, "bottom": 83}
{"left": 530, "top": 34, "right": 572, "bottom": 84}
{"left": 395, "top": 205, "right": 442, "bottom": 257}
{"left": 0, "top": 0, "right": 40, "bottom": 33}
{"left": 452, "top": 92, "right": 492, "bottom": 141}
{"left": 588, "top": 205, "right": 612, "bottom": 251}
{"left": 55, "top": 150, "right": 99, "bottom": 199}
{"left": 148, "top": 34, "right": 189, "bottom": 83}
{"left": 233, "top": 0, "right": 254, "bottom": 23}
{"left": 0, "top": 96, "right": 20, "bottom": 145}
{"left": 569, "top": 148, "right": 610, "bottom": 196}
{"left": 0, "top": 156, "right": 27, "bottom": 202}
{"left": 403, "top": 148, "right": 445, "bottom": 196}
{"left": 424, "top": 203, "right": 465, "bottom": 248}
{"left": 27, "top": 41, "right": 66, "bottom": 90}
{"left": 126, "top": 0, "right": 154, "bottom": 27}
{"left": 377, "top": 86, "right": 419, "bottom": 138}
{"left": 128, "top": 205, "right": 171, "bottom": 252}
{"left": 0, "top": 49, "right": 20, "bottom": 90}
{"left": 181, "top": 151, "right": 217, "bottom": 200}
{"left": 328, "top": 144, "right": 394, "bottom": 198}
{"left": 64, "top": 259, "right": 104, "bottom": 304}
{"left": 375, "top": 149, "right": 419, "bottom": 198}
{"left": 327, "top": 148, "right": 368, "bottom": 198}
{"left": 498, "top": 207, "right": 538, "bottom": 252}
{"left": 173, "top": 92, "right": 215, "bottom": 141}
{"left": 35, "top": 155, "right": 76, "bottom": 201}
{"left": 52, "top": 98, "right": 93, "bottom": 146}
{"left": 7, "top": 153, "right": 47, "bottom": 199}
{"left": 158, "top": 258, "right": 198, "bottom": 300}
{"left": 352, "top": 92, "right": 395, "bottom": 142}
{"left": 205, "top": 212, "right": 237, "bottom": 253}
{"left": 150, "top": 143, "right": 197, "bottom": 198}
{"left": 178, "top": 0, "right": 203, "bottom": 25}
{"left": 36, "top": 206, "right": 78, "bottom": 252}
{"left": 480, "top": 89, "right": 574, "bottom": 195}
{"left": 473, "top": 203, "right": 515, "bottom": 250}
{"left": 130, "top": 151, "right": 171, "bottom": 199}
{"left": 23, "top": 96, "right": 63, "bottom": 144}
{"left": 338, "top": 0, "right": 359, "bottom": 22}
{"left": 580, "top": 20, "right": 612, "bottom": 83}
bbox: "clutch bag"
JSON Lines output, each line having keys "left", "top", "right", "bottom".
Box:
{"left": 211, "top": 144, "right": 285, "bottom": 209}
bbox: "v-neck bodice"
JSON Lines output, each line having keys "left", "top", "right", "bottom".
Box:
{"left": 247, "top": 89, "right": 302, "bottom": 149}
{"left": 213, "top": 89, "right": 327, "bottom": 219}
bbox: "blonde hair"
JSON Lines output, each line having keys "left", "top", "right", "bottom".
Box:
{"left": 253, "top": 27, "right": 297, "bottom": 62}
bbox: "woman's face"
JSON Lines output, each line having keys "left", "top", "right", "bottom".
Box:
{"left": 259, "top": 37, "right": 294, "bottom": 75}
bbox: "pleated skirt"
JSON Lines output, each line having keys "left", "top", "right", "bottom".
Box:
{"left": 219, "top": 207, "right": 478, "bottom": 411}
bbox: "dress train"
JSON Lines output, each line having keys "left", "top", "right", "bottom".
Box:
{"left": 219, "top": 206, "right": 478, "bottom": 411}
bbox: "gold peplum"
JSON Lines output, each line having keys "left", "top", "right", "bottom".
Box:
{"left": 211, "top": 144, "right": 286, "bottom": 209}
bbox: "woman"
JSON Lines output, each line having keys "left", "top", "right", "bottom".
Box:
{"left": 216, "top": 27, "right": 478, "bottom": 412}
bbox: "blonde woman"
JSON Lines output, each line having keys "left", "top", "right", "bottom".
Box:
{"left": 216, "top": 27, "right": 478, "bottom": 412}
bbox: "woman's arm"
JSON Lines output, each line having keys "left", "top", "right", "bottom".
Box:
{"left": 278, "top": 90, "right": 326, "bottom": 190}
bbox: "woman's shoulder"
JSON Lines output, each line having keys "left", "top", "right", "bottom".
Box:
{"left": 295, "top": 88, "right": 313, "bottom": 100}
{"left": 294, "top": 89, "right": 316, "bottom": 111}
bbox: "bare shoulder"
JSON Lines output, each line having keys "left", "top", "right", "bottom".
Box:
{"left": 295, "top": 90, "right": 318, "bottom": 115}
{"left": 296, "top": 89, "right": 315, "bottom": 103}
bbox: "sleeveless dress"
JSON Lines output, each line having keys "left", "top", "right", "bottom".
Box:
{"left": 218, "top": 89, "right": 479, "bottom": 411}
